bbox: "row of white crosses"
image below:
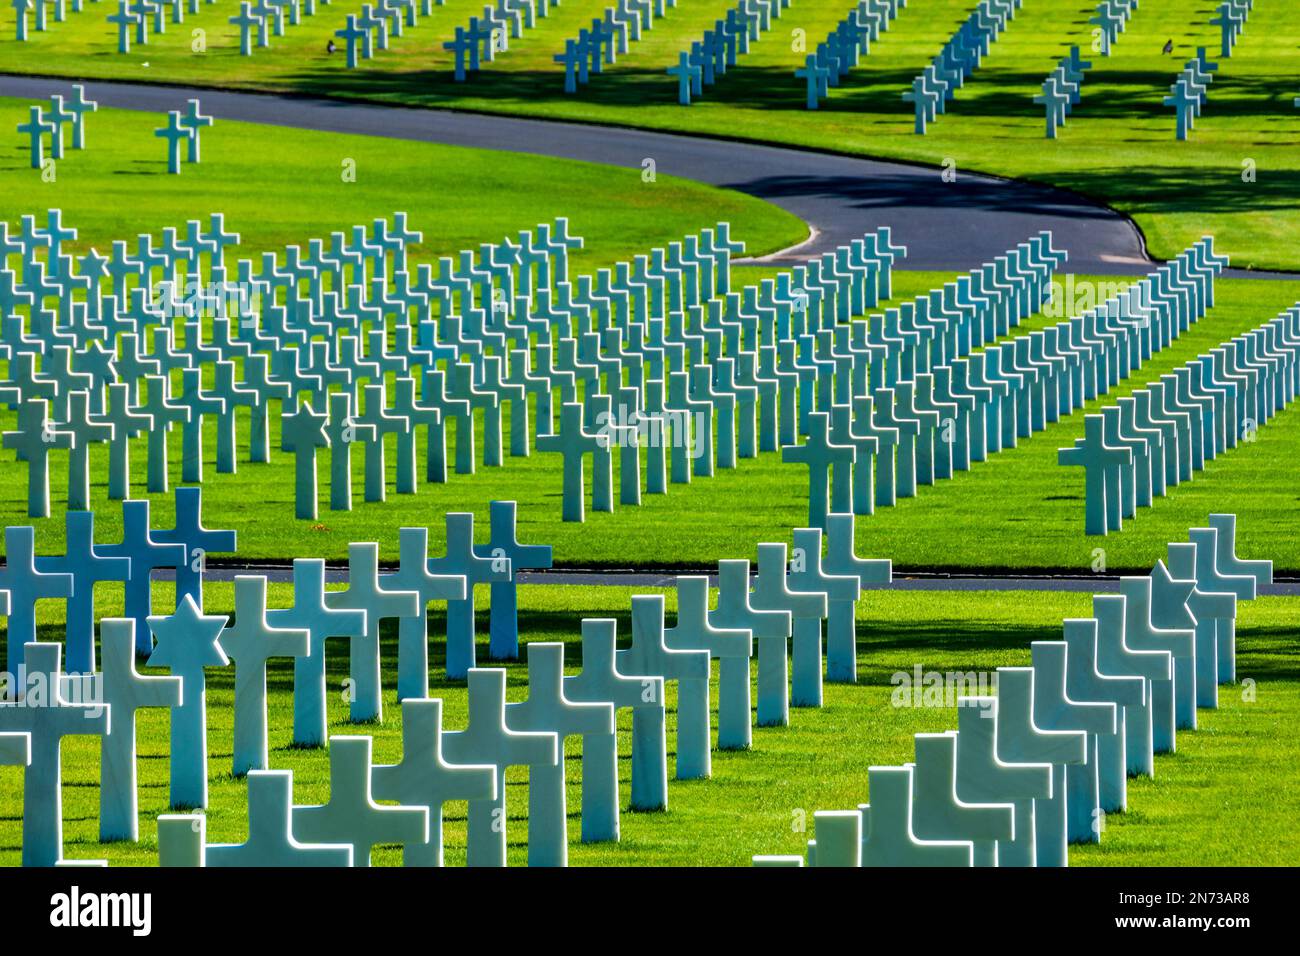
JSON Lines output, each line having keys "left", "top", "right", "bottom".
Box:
{"left": 1088, "top": 0, "right": 1136, "bottom": 58}
{"left": 0, "top": 492, "right": 235, "bottom": 850}
{"left": 0, "top": 204, "right": 900, "bottom": 532}
{"left": 1209, "top": 0, "right": 1251, "bottom": 61}
{"left": 783, "top": 235, "right": 1228, "bottom": 532}
{"left": 794, "top": 0, "right": 903, "bottom": 112}
{"left": 153, "top": 99, "right": 214, "bottom": 175}
{"left": 14, "top": 85, "right": 97, "bottom": 171}
{"left": 0, "top": 488, "right": 235, "bottom": 683}
{"left": 0, "top": 486, "right": 237, "bottom": 865}
{"left": 667, "top": 0, "right": 788, "bottom": 107}
{"left": 438, "top": 0, "right": 554, "bottom": 82}
{"left": 106, "top": 0, "right": 221, "bottom": 56}
{"left": 148, "top": 511, "right": 888, "bottom": 866}
{"left": 220, "top": 0, "right": 332, "bottom": 59}
{"left": 551, "top": 0, "right": 664, "bottom": 95}
{"left": 903, "top": 0, "right": 1018, "bottom": 134}
{"left": 1032, "top": 45, "right": 1089, "bottom": 140}
{"left": 1060, "top": 302, "right": 1300, "bottom": 535}
{"left": 329, "top": 0, "right": 436, "bottom": 70}
{"left": 753, "top": 513, "right": 1270, "bottom": 867}
{"left": 2, "top": 203, "right": 1215, "bottom": 549}
{"left": 11, "top": 0, "right": 99, "bottom": 42}
{"left": 0, "top": 206, "right": 583, "bottom": 518}
{"left": 1164, "top": 49, "right": 1218, "bottom": 142}
{"left": 0, "top": 501, "right": 891, "bottom": 866}
{"left": 0, "top": 495, "right": 549, "bottom": 866}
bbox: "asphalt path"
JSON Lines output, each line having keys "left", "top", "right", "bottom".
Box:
{"left": 0, "top": 74, "right": 1182, "bottom": 275}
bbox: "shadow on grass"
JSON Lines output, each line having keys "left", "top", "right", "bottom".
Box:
{"left": 1046, "top": 165, "right": 1300, "bottom": 217}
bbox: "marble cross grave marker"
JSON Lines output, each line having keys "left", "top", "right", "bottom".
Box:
{"left": 219, "top": 575, "right": 309, "bottom": 777}
{"left": 98, "top": 618, "right": 182, "bottom": 842}
{"left": 506, "top": 642, "right": 617, "bottom": 862}
{"left": 267, "top": 558, "right": 368, "bottom": 748}
{"left": 0, "top": 642, "right": 111, "bottom": 866}
{"left": 371, "top": 699, "right": 498, "bottom": 867}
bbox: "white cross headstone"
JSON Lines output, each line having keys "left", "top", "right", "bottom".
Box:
{"left": 219, "top": 576, "right": 309, "bottom": 776}
{"left": 1187, "top": 526, "right": 1252, "bottom": 684}
{"left": 1092, "top": 594, "right": 1170, "bottom": 778}
{"left": 267, "top": 559, "right": 368, "bottom": 748}
{"left": 478, "top": 499, "right": 552, "bottom": 661}
{"left": 1030, "top": 640, "right": 1114, "bottom": 844}
{"left": 382, "top": 527, "right": 465, "bottom": 701}
{"left": 861, "top": 765, "right": 973, "bottom": 867}
{"left": 994, "top": 668, "right": 1087, "bottom": 867}
{"left": 205, "top": 770, "right": 354, "bottom": 866}
{"left": 325, "top": 542, "right": 420, "bottom": 722}
{"left": 712, "top": 559, "right": 791, "bottom": 732}
{"left": 788, "top": 527, "right": 858, "bottom": 703}
{"left": 665, "top": 576, "right": 751, "bottom": 751}
{"left": 1166, "top": 544, "right": 1235, "bottom": 710}
{"left": 292, "top": 735, "right": 429, "bottom": 866}
{"left": 625, "top": 595, "right": 712, "bottom": 780}
{"left": 1062, "top": 619, "right": 1143, "bottom": 814}
{"left": 506, "top": 642, "right": 616, "bottom": 861}
{"left": 565, "top": 618, "right": 667, "bottom": 812}
{"left": 441, "top": 668, "right": 558, "bottom": 867}
{"left": 430, "top": 512, "right": 511, "bottom": 680}
{"left": 35, "top": 511, "right": 129, "bottom": 675}
{"left": 371, "top": 699, "right": 498, "bottom": 866}
{"left": 953, "top": 697, "right": 1052, "bottom": 867}
{"left": 910, "top": 732, "right": 1013, "bottom": 867}
{"left": 822, "top": 512, "right": 891, "bottom": 684}
{"left": 0, "top": 525, "right": 73, "bottom": 678}
{"left": 98, "top": 619, "right": 182, "bottom": 842}
{"left": 751, "top": 542, "right": 827, "bottom": 712}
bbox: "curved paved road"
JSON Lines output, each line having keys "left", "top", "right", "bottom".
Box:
{"left": 1, "top": 75, "right": 1162, "bottom": 274}
{"left": 169, "top": 565, "right": 1300, "bottom": 594}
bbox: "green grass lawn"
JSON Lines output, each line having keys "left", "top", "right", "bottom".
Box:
{"left": 2, "top": 584, "right": 1295, "bottom": 866}
{"left": 4, "top": 0, "right": 1300, "bottom": 269}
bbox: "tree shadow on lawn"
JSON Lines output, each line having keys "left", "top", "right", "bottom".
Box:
{"left": 283, "top": 58, "right": 1300, "bottom": 121}
{"left": 726, "top": 170, "right": 1126, "bottom": 218}
{"left": 1045, "top": 164, "right": 1300, "bottom": 215}
{"left": 950, "top": 69, "right": 1300, "bottom": 122}
{"left": 1235, "top": 627, "right": 1300, "bottom": 682}
{"left": 286, "top": 64, "right": 736, "bottom": 111}
{"left": 855, "top": 619, "right": 1050, "bottom": 683}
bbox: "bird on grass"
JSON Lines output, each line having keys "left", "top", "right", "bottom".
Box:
{"left": 1162, "top": 39, "right": 1174, "bottom": 54}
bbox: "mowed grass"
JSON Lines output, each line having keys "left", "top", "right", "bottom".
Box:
{"left": 1, "top": 584, "right": 1295, "bottom": 866}
{"left": 0, "top": 96, "right": 806, "bottom": 271}
{"left": 4, "top": 0, "right": 1300, "bottom": 268}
